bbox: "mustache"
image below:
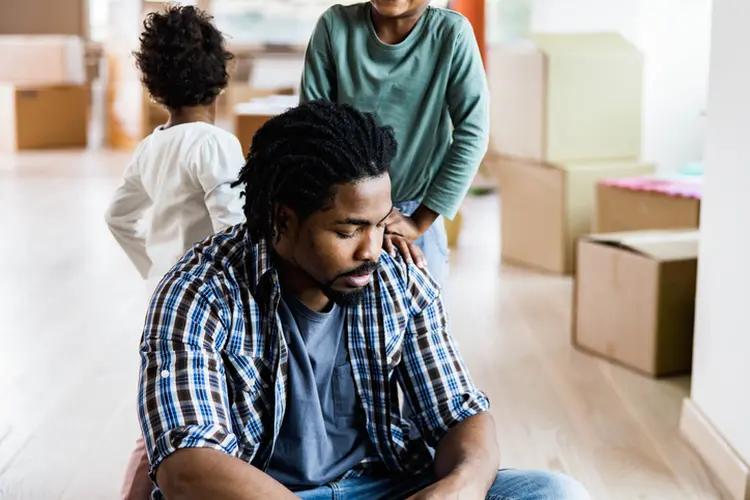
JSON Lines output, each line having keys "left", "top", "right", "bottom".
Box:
{"left": 340, "top": 261, "right": 379, "bottom": 278}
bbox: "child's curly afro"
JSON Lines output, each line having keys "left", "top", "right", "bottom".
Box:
{"left": 134, "top": 5, "right": 234, "bottom": 110}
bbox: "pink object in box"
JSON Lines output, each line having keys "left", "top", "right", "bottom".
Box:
{"left": 600, "top": 175, "right": 702, "bottom": 200}
{"left": 595, "top": 175, "right": 702, "bottom": 233}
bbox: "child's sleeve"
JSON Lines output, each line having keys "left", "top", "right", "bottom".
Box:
{"left": 105, "top": 152, "right": 153, "bottom": 279}
{"left": 422, "top": 17, "right": 490, "bottom": 220}
{"left": 300, "top": 12, "right": 337, "bottom": 103}
{"left": 193, "top": 134, "right": 246, "bottom": 233}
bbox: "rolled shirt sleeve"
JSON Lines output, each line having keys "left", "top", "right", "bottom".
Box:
{"left": 396, "top": 265, "right": 490, "bottom": 448}
{"left": 138, "top": 275, "right": 239, "bottom": 478}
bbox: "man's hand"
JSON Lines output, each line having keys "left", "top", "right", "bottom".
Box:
{"left": 410, "top": 413, "right": 499, "bottom": 500}
{"left": 406, "top": 473, "right": 486, "bottom": 499}
{"left": 383, "top": 234, "right": 427, "bottom": 268}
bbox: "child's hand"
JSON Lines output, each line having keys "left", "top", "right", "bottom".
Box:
{"left": 385, "top": 210, "right": 422, "bottom": 241}
{"left": 383, "top": 234, "right": 426, "bottom": 269}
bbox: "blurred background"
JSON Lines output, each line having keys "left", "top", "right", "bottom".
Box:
{"left": 1, "top": 0, "right": 748, "bottom": 499}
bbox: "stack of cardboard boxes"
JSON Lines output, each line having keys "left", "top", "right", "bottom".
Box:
{"left": 488, "top": 33, "right": 699, "bottom": 377}
{"left": 487, "top": 33, "right": 654, "bottom": 274}
{"left": 105, "top": 41, "right": 302, "bottom": 150}
{"left": 220, "top": 47, "right": 303, "bottom": 116}
{"left": 576, "top": 175, "right": 701, "bottom": 377}
{"left": 0, "top": 35, "right": 88, "bottom": 152}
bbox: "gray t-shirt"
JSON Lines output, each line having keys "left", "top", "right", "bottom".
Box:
{"left": 266, "top": 291, "right": 374, "bottom": 489}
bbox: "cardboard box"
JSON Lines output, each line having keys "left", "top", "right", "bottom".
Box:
{"left": 595, "top": 180, "right": 701, "bottom": 233}
{"left": 85, "top": 42, "right": 103, "bottom": 83}
{"left": 573, "top": 230, "right": 699, "bottom": 376}
{"left": 0, "top": 84, "right": 88, "bottom": 151}
{"left": 105, "top": 80, "right": 143, "bottom": 150}
{"left": 488, "top": 33, "right": 643, "bottom": 163}
{"left": 105, "top": 53, "right": 145, "bottom": 150}
{"left": 233, "top": 95, "right": 299, "bottom": 152}
{"left": 235, "top": 113, "right": 276, "bottom": 153}
{"left": 0, "top": 0, "right": 86, "bottom": 36}
{"left": 219, "top": 85, "right": 295, "bottom": 116}
{"left": 496, "top": 156, "right": 654, "bottom": 274}
{"left": 444, "top": 211, "right": 463, "bottom": 248}
{"left": 0, "top": 36, "right": 86, "bottom": 85}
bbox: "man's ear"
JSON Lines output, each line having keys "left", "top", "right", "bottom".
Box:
{"left": 274, "top": 204, "right": 298, "bottom": 241}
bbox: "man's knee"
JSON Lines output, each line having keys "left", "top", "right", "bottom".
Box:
{"left": 488, "top": 469, "right": 591, "bottom": 500}
{"left": 534, "top": 471, "right": 590, "bottom": 500}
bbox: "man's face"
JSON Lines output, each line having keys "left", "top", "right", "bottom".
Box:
{"left": 279, "top": 174, "right": 393, "bottom": 306}
{"left": 370, "top": 0, "right": 431, "bottom": 19}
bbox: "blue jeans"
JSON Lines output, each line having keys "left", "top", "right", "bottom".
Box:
{"left": 294, "top": 469, "right": 591, "bottom": 500}
{"left": 393, "top": 201, "right": 450, "bottom": 287}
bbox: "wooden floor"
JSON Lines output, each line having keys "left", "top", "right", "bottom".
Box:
{"left": 0, "top": 149, "right": 728, "bottom": 499}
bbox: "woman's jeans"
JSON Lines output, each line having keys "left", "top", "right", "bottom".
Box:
{"left": 393, "top": 201, "right": 450, "bottom": 287}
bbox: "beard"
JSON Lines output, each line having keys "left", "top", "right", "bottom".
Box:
{"left": 321, "top": 261, "right": 379, "bottom": 307}
{"left": 322, "top": 286, "right": 369, "bottom": 307}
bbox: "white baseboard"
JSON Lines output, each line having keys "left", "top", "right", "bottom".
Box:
{"left": 679, "top": 398, "right": 750, "bottom": 500}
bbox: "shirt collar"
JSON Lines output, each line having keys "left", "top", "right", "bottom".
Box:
{"left": 243, "top": 225, "right": 276, "bottom": 295}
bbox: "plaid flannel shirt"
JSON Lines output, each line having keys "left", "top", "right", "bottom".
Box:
{"left": 138, "top": 224, "right": 489, "bottom": 493}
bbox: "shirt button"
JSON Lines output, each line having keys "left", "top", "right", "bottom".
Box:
{"left": 161, "top": 370, "right": 170, "bottom": 378}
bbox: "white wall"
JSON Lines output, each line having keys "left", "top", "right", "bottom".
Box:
{"left": 636, "top": 0, "right": 711, "bottom": 174}
{"left": 526, "top": 0, "right": 712, "bottom": 173}
{"left": 690, "top": 0, "right": 750, "bottom": 465}
{"left": 530, "top": 0, "right": 639, "bottom": 42}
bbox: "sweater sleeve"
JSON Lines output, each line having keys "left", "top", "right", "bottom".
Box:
{"left": 105, "top": 146, "right": 153, "bottom": 279}
{"left": 421, "top": 18, "right": 490, "bottom": 220}
{"left": 299, "top": 11, "right": 337, "bottom": 103}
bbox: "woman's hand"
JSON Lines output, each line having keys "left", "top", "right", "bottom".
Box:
{"left": 383, "top": 234, "right": 426, "bottom": 269}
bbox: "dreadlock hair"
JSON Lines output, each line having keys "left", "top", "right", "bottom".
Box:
{"left": 233, "top": 100, "right": 398, "bottom": 243}
{"left": 134, "top": 5, "right": 233, "bottom": 110}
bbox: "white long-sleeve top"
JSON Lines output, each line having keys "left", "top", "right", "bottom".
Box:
{"left": 105, "top": 123, "right": 246, "bottom": 280}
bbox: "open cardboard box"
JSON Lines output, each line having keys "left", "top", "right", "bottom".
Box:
{"left": 573, "top": 229, "right": 699, "bottom": 376}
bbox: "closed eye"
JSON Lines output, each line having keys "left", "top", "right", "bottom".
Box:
{"left": 336, "top": 231, "right": 356, "bottom": 239}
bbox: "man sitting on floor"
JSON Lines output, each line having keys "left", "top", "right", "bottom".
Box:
{"left": 137, "top": 100, "right": 590, "bottom": 499}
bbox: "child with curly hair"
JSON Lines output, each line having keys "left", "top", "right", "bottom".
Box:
{"left": 105, "top": 4, "right": 244, "bottom": 285}
{"left": 104, "top": 5, "right": 244, "bottom": 499}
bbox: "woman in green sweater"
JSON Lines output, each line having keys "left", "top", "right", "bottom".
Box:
{"left": 300, "top": 0, "right": 489, "bottom": 286}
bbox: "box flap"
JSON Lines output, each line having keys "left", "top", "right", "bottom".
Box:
{"left": 556, "top": 160, "right": 654, "bottom": 172}
{"left": 583, "top": 230, "right": 699, "bottom": 261}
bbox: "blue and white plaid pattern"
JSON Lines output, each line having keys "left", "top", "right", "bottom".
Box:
{"left": 138, "top": 224, "right": 489, "bottom": 491}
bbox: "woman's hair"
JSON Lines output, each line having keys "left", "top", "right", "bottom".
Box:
{"left": 233, "top": 100, "right": 399, "bottom": 242}
{"left": 134, "top": 5, "right": 233, "bottom": 109}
